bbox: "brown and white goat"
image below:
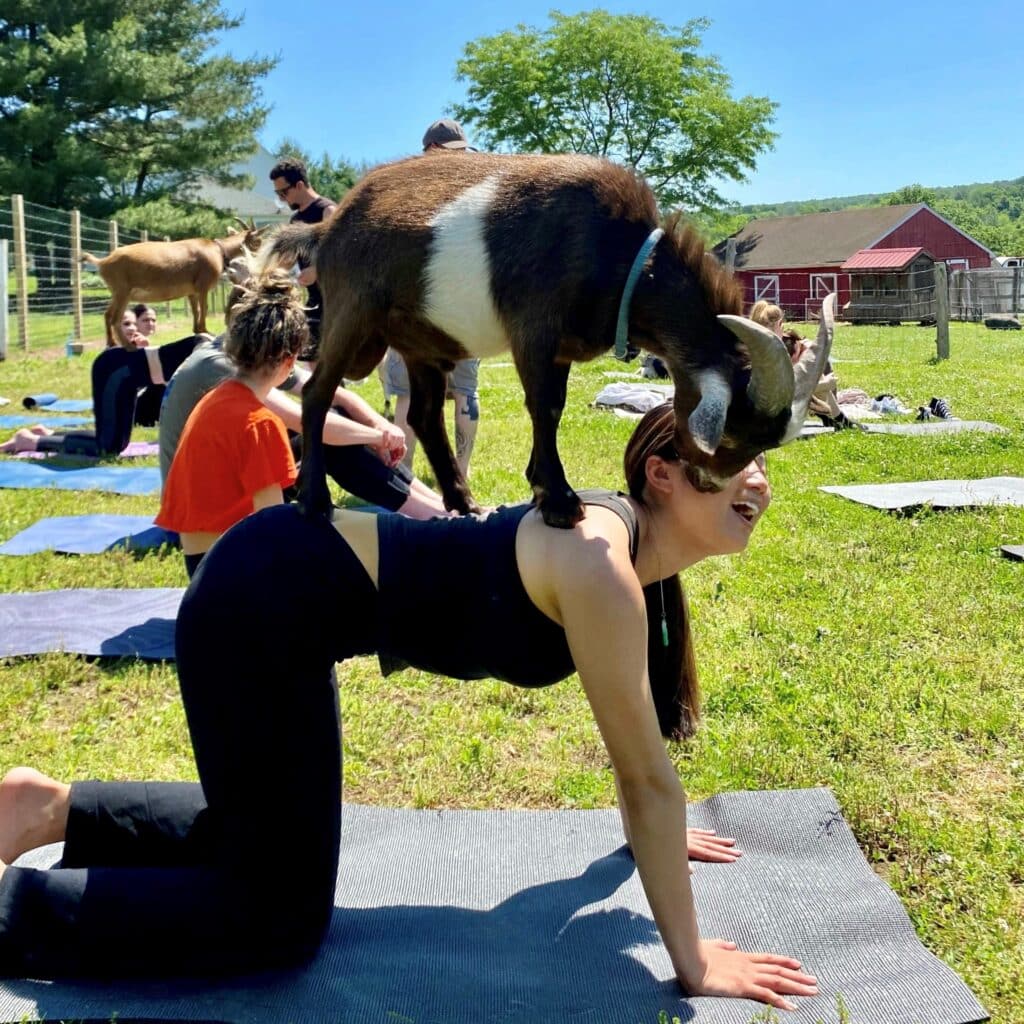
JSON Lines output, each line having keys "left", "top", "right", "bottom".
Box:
{"left": 83, "top": 219, "right": 266, "bottom": 347}
{"left": 272, "top": 153, "right": 830, "bottom": 526}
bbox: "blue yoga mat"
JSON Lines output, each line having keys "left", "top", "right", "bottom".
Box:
{"left": 47, "top": 399, "right": 94, "bottom": 413}
{"left": 0, "top": 588, "right": 182, "bottom": 660}
{"left": 0, "top": 515, "right": 177, "bottom": 555}
{"left": 22, "top": 393, "right": 58, "bottom": 408}
{"left": 0, "top": 415, "right": 94, "bottom": 429}
{"left": 0, "top": 461, "right": 160, "bottom": 496}
{"left": 23, "top": 395, "right": 94, "bottom": 413}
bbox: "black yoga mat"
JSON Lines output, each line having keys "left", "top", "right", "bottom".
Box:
{"left": 0, "top": 588, "right": 183, "bottom": 660}
{"left": 0, "top": 789, "right": 986, "bottom": 1024}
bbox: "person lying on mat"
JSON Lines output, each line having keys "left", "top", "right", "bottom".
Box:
{"left": 0, "top": 402, "right": 817, "bottom": 1010}
{"left": 157, "top": 272, "right": 446, "bottom": 578}
{"left": 0, "top": 314, "right": 206, "bottom": 458}
{"left": 158, "top": 316, "right": 447, "bottom": 525}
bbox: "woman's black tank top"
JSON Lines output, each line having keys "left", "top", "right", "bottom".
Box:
{"left": 375, "top": 491, "right": 637, "bottom": 687}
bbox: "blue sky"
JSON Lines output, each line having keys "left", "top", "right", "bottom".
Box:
{"left": 223, "top": 0, "right": 1024, "bottom": 206}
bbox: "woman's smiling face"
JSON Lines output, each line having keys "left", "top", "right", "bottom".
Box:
{"left": 677, "top": 453, "right": 772, "bottom": 558}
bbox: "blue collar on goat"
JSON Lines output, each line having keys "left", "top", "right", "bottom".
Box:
{"left": 614, "top": 227, "right": 665, "bottom": 360}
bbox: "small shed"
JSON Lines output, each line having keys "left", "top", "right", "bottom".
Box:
{"left": 841, "top": 247, "right": 936, "bottom": 323}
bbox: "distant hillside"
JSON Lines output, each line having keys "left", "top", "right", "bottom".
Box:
{"left": 694, "top": 176, "right": 1024, "bottom": 256}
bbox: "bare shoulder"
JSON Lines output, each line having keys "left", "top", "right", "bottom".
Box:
{"left": 517, "top": 504, "right": 640, "bottom": 623}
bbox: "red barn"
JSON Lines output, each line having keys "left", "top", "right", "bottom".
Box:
{"left": 713, "top": 203, "right": 993, "bottom": 320}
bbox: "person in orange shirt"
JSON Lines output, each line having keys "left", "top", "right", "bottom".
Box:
{"left": 157, "top": 271, "right": 304, "bottom": 577}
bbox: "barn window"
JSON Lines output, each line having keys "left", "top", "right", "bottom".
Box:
{"left": 882, "top": 274, "right": 898, "bottom": 296}
{"left": 754, "top": 275, "right": 779, "bottom": 303}
{"left": 861, "top": 275, "right": 877, "bottom": 297}
{"left": 809, "top": 273, "right": 837, "bottom": 298}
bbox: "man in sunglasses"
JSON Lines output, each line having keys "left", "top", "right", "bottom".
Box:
{"left": 269, "top": 157, "right": 337, "bottom": 360}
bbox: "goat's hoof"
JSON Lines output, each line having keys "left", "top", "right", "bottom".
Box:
{"left": 538, "top": 491, "right": 585, "bottom": 530}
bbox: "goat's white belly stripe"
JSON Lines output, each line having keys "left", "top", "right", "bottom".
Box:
{"left": 422, "top": 177, "right": 509, "bottom": 359}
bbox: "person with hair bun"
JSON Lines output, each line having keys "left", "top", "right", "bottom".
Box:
{"left": 0, "top": 403, "right": 817, "bottom": 1011}
{"left": 156, "top": 271, "right": 305, "bottom": 577}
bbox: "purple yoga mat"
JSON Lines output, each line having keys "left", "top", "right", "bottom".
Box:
{"left": 13, "top": 441, "right": 159, "bottom": 460}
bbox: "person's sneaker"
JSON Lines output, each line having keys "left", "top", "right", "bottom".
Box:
{"left": 916, "top": 406, "right": 932, "bottom": 422}
{"left": 928, "top": 396, "right": 955, "bottom": 420}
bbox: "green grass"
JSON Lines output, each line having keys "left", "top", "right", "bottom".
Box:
{"left": 0, "top": 320, "right": 1022, "bottom": 1021}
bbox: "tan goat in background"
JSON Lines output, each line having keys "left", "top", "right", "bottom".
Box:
{"left": 82, "top": 218, "right": 266, "bottom": 347}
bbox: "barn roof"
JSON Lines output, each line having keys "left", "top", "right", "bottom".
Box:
{"left": 715, "top": 204, "right": 928, "bottom": 270}
{"left": 841, "top": 247, "right": 932, "bottom": 271}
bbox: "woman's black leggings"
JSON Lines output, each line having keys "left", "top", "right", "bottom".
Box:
{"left": 0, "top": 506, "right": 376, "bottom": 977}
{"left": 39, "top": 336, "right": 204, "bottom": 457}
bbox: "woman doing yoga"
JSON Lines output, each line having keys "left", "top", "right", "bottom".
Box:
{"left": 0, "top": 403, "right": 816, "bottom": 1010}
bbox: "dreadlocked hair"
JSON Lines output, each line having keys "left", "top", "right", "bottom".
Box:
{"left": 225, "top": 269, "right": 308, "bottom": 375}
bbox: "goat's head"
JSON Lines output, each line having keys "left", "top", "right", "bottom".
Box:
{"left": 229, "top": 217, "right": 268, "bottom": 254}
{"left": 633, "top": 222, "right": 833, "bottom": 491}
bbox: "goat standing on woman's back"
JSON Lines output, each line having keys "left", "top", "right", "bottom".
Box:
{"left": 272, "top": 153, "right": 829, "bottom": 525}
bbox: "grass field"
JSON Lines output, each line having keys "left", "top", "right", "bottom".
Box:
{"left": 0, "top": 320, "right": 1021, "bottom": 1021}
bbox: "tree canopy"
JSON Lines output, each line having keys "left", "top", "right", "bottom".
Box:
{"left": 452, "top": 10, "right": 777, "bottom": 212}
{"left": 0, "top": 1, "right": 275, "bottom": 220}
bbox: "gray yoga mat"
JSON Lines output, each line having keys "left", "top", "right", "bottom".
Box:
{"left": 0, "top": 588, "right": 183, "bottom": 660}
{"left": 0, "top": 789, "right": 986, "bottom": 1024}
{"left": 821, "top": 476, "right": 1024, "bottom": 511}
{"left": 1002, "top": 544, "right": 1024, "bottom": 561}
{"left": 799, "top": 419, "right": 1007, "bottom": 439}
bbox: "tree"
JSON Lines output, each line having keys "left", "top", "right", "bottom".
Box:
{"left": 0, "top": 1, "right": 275, "bottom": 214}
{"left": 272, "top": 138, "right": 362, "bottom": 203}
{"left": 452, "top": 10, "right": 777, "bottom": 211}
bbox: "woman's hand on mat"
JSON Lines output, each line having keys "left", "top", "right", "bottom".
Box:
{"left": 686, "top": 828, "right": 741, "bottom": 862}
{"left": 690, "top": 939, "right": 818, "bottom": 1010}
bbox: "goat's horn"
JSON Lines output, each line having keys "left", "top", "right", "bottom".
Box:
{"left": 781, "top": 292, "right": 836, "bottom": 443}
{"left": 686, "top": 369, "right": 731, "bottom": 455}
{"left": 717, "top": 314, "right": 794, "bottom": 416}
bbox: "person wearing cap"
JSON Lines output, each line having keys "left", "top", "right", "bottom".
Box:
{"left": 268, "top": 157, "right": 337, "bottom": 361}
{"left": 421, "top": 118, "right": 476, "bottom": 151}
{"left": 382, "top": 119, "right": 483, "bottom": 478}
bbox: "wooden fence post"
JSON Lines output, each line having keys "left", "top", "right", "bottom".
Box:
{"left": 140, "top": 229, "right": 148, "bottom": 243}
{"left": 12, "top": 194, "right": 30, "bottom": 352}
{"left": 108, "top": 219, "right": 119, "bottom": 253}
{"left": 724, "top": 238, "right": 736, "bottom": 273}
{"left": 0, "top": 238, "right": 8, "bottom": 360}
{"left": 70, "top": 208, "right": 83, "bottom": 343}
{"left": 934, "top": 261, "right": 949, "bottom": 360}
{"left": 1013, "top": 267, "right": 1021, "bottom": 316}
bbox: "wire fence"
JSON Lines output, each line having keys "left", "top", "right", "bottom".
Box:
{"left": 1, "top": 195, "right": 225, "bottom": 357}
{"left": 728, "top": 266, "right": 1022, "bottom": 326}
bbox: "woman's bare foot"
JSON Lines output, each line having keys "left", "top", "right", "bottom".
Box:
{"left": 0, "top": 767, "right": 71, "bottom": 863}
{"left": 0, "top": 426, "right": 53, "bottom": 454}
